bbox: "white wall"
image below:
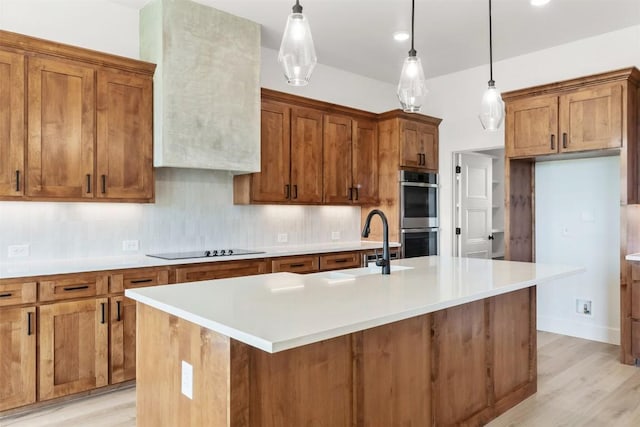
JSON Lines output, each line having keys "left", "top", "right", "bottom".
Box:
{"left": 0, "top": 0, "right": 396, "bottom": 263}
{"left": 535, "top": 157, "right": 620, "bottom": 344}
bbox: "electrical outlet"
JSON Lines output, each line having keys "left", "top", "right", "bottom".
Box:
{"left": 181, "top": 361, "right": 193, "bottom": 399}
{"left": 277, "top": 233, "right": 288, "bottom": 243}
{"left": 7, "top": 244, "right": 29, "bottom": 258}
{"left": 576, "top": 299, "right": 592, "bottom": 316}
{"left": 331, "top": 231, "right": 341, "bottom": 241}
{"left": 122, "top": 240, "right": 139, "bottom": 251}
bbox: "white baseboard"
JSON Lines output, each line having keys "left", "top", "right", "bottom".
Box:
{"left": 537, "top": 315, "right": 620, "bottom": 345}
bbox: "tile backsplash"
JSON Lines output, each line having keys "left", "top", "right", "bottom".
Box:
{"left": 0, "top": 168, "right": 361, "bottom": 262}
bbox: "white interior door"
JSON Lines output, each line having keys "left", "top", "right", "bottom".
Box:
{"left": 455, "top": 153, "right": 492, "bottom": 258}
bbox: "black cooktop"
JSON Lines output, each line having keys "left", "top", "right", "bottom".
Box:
{"left": 146, "top": 249, "right": 265, "bottom": 260}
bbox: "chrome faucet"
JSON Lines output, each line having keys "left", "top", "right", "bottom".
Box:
{"left": 362, "top": 209, "right": 390, "bottom": 275}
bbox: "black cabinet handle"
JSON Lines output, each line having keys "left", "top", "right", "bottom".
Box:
{"left": 285, "top": 184, "right": 290, "bottom": 199}
{"left": 0, "top": 293, "right": 12, "bottom": 298}
{"left": 63, "top": 285, "right": 89, "bottom": 292}
{"left": 348, "top": 187, "right": 353, "bottom": 200}
{"left": 101, "top": 174, "right": 106, "bottom": 194}
{"left": 289, "top": 263, "right": 306, "bottom": 268}
{"left": 417, "top": 153, "right": 422, "bottom": 165}
{"left": 15, "top": 170, "right": 20, "bottom": 192}
{"left": 293, "top": 184, "right": 298, "bottom": 199}
{"left": 488, "top": 235, "right": 494, "bottom": 240}
{"left": 355, "top": 187, "right": 359, "bottom": 201}
{"left": 101, "top": 302, "right": 106, "bottom": 324}
{"left": 562, "top": 132, "right": 568, "bottom": 149}
{"left": 86, "top": 174, "right": 91, "bottom": 193}
{"left": 27, "top": 312, "right": 32, "bottom": 336}
{"left": 116, "top": 301, "right": 121, "bottom": 322}
{"left": 334, "top": 258, "right": 349, "bottom": 263}
{"left": 550, "top": 134, "right": 555, "bottom": 150}
{"left": 422, "top": 153, "right": 426, "bottom": 165}
{"left": 131, "top": 278, "right": 153, "bottom": 284}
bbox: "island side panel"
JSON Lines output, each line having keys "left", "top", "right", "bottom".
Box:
{"left": 246, "top": 335, "right": 353, "bottom": 427}
{"left": 136, "top": 303, "right": 236, "bottom": 427}
{"left": 491, "top": 287, "right": 537, "bottom": 414}
{"left": 359, "top": 314, "right": 432, "bottom": 426}
{"left": 432, "top": 299, "right": 494, "bottom": 425}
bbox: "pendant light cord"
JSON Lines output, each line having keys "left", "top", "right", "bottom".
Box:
{"left": 489, "top": 0, "right": 494, "bottom": 84}
{"left": 409, "top": 0, "right": 416, "bottom": 56}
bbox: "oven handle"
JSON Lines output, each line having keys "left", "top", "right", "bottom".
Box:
{"left": 400, "top": 182, "right": 438, "bottom": 188}
{"left": 401, "top": 228, "right": 439, "bottom": 234}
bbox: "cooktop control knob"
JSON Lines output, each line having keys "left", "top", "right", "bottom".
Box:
{"left": 220, "top": 249, "right": 226, "bottom": 255}
{"left": 228, "top": 249, "right": 234, "bottom": 255}
{"left": 204, "top": 250, "right": 211, "bottom": 257}
{"left": 212, "top": 250, "right": 218, "bottom": 256}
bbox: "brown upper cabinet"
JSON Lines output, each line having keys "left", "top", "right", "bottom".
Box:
{"left": 237, "top": 99, "right": 323, "bottom": 204}
{"left": 0, "top": 30, "right": 155, "bottom": 202}
{"left": 0, "top": 49, "right": 25, "bottom": 198}
{"left": 400, "top": 119, "right": 439, "bottom": 171}
{"left": 506, "top": 80, "right": 624, "bottom": 158}
{"left": 323, "top": 114, "right": 379, "bottom": 204}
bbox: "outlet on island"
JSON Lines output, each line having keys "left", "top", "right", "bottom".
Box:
{"left": 277, "top": 233, "right": 288, "bottom": 243}
{"left": 331, "top": 231, "right": 341, "bottom": 241}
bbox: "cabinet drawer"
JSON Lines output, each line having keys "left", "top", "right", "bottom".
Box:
{"left": 0, "top": 281, "right": 36, "bottom": 307}
{"left": 39, "top": 274, "right": 109, "bottom": 302}
{"left": 319, "top": 252, "right": 361, "bottom": 271}
{"left": 110, "top": 268, "right": 170, "bottom": 293}
{"left": 175, "top": 260, "right": 268, "bottom": 283}
{"left": 271, "top": 256, "right": 320, "bottom": 274}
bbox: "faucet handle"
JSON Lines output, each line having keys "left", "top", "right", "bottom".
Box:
{"left": 375, "top": 258, "right": 388, "bottom": 267}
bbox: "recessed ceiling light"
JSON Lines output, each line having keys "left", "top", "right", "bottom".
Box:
{"left": 530, "top": 0, "right": 550, "bottom": 6}
{"left": 393, "top": 31, "right": 410, "bottom": 42}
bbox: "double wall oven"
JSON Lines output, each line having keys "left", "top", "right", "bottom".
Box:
{"left": 400, "top": 170, "right": 439, "bottom": 258}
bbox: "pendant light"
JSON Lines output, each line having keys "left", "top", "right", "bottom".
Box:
{"left": 397, "top": 0, "right": 427, "bottom": 113}
{"left": 479, "top": 0, "right": 504, "bottom": 131}
{"left": 278, "top": 0, "right": 317, "bottom": 86}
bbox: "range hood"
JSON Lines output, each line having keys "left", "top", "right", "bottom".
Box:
{"left": 140, "top": 0, "right": 260, "bottom": 173}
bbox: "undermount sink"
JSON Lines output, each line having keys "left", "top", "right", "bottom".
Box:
{"left": 343, "top": 265, "right": 414, "bottom": 277}
{"left": 318, "top": 271, "right": 356, "bottom": 285}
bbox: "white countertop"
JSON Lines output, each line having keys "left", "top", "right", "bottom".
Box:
{"left": 626, "top": 253, "right": 640, "bottom": 262}
{"left": 0, "top": 241, "right": 399, "bottom": 280}
{"left": 126, "top": 256, "right": 583, "bottom": 353}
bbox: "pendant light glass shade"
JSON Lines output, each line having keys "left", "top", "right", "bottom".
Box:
{"left": 479, "top": 81, "right": 504, "bottom": 131}
{"left": 397, "top": 55, "right": 427, "bottom": 113}
{"left": 278, "top": 1, "right": 317, "bottom": 86}
{"left": 397, "top": 0, "right": 427, "bottom": 113}
{"left": 479, "top": 0, "right": 504, "bottom": 131}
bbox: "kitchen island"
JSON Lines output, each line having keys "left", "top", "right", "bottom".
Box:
{"left": 126, "top": 256, "right": 581, "bottom": 426}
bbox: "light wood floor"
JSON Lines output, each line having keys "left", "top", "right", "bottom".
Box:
{"left": 3, "top": 332, "right": 640, "bottom": 426}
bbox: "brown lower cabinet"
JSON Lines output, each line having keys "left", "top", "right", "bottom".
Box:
{"left": 38, "top": 298, "right": 109, "bottom": 401}
{"left": 0, "top": 250, "right": 371, "bottom": 413}
{"left": 0, "top": 306, "right": 36, "bottom": 412}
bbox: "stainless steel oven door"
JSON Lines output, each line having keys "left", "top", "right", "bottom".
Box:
{"left": 400, "top": 181, "right": 439, "bottom": 229}
{"left": 401, "top": 228, "right": 439, "bottom": 258}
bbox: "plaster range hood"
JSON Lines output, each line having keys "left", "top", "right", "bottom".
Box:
{"left": 140, "top": 0, "right": 260, "bottom": 173}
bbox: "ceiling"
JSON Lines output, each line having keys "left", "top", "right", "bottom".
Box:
{"left": 111, "top": 0, "right": 640, "bottom": 84}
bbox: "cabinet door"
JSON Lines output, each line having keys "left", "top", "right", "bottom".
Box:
{"left": 96, "top": 69, "right": 153, "bottom": 200}
{"left": 420, "top": 124, "right": 438, "bottom": 171}
{"left": 0, "top": 307, "right": 36, "bottom": 411}
{"left": 399, "top": 120, "right": 423, "bottom": 168}
{"left": 290, "top": 106, "right": 323, "bottom": 203}
{"left": 0, "top": 50, "right": 25, "bottom": 198}
{"left": 39, "top": 298, "right": 108, "bottom": 400}
{"left": 352, "top": 118, "right": 379, "bottom": 204}
{"left": 505, "top": 95, "right": 558, "bottom": 158}
{"left": 251, "top": 100, "right": 291, "bottom": 203}
{"left": 110, "top": 295, "right": 137, "bottom": 384}
{"left": 323, "top": 114, "right": 353, "bottom": 204}
{"left": 27, "top": 56, "right": 95, "bottom": 199}
{"left": 559, "top": 84, "right": 623, "bottom": 153}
